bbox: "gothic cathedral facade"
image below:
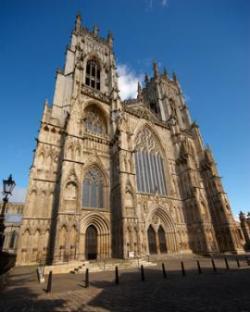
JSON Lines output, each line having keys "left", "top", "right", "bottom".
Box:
{"left": 16, "top": 15, "right": 244, "bottom": 265}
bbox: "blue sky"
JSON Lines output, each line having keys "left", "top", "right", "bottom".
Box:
{"left": 0, "top": 0, "right": 249, "bottom": 217}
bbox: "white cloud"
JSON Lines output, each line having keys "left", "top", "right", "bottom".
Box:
{"left": 145, "top": 0, "right": 168, "bottom": 10}
{"left": 11, "top": 186, "right": 27, "bottom": 203}
{"left": 145, "top": 0, "right": 153, "bottom": 11}
{"left": 117, "top": 64, "right": 143, "bottom": 100}
{"left": 161, "top": 0, "right": 168, "bottom": 7}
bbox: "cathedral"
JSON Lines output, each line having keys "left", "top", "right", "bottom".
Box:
{"left": 16, "top": 15, "right": 245, "bottom": 265}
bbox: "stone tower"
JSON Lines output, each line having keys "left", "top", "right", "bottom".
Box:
{"left": 16, "top": 15, "right": 244, "bottom": 265}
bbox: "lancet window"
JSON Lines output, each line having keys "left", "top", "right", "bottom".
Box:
{"left": 134, "top": 128, "right": 167, "bottom": 195}
{"left": 82, "top": 168, "right": 104, "bottom": 208}
{"left": 85, "top": 60, "right": 101, "bottom": 90}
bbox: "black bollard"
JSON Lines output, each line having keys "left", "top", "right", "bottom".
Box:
{"left": 211, "top": 257, "right": 217, "bottom": 272}
{"left": 197, "top": 260, "right": 202, "bottom": 274}
{"left": 115, "top": 266, "right": 119, "bottom": 285}
{"left": 85, "top": 268, "right": 89, "bottom": 288}
{"left": 141, "top": 265, "right": 145, "bottom": 281}
{"left": 181, "top": 261, "right": 186, "bottom": 277}
{"left": 36, "top": 268, "right": 40, "bottom": 282}
{"left": 235, "top": 256, "right": 240, "bottom": 268}
{"left": 162, "top": 263, "right": 167, "bottom": 279}
{"left": 246, "top": 256, "right": 250, "bottom": 266}
{"left": 224, "top": 256, "right": 230, "bottom": 270}
{"left": 46, "top": 271, "right": 53, "bottom": 293}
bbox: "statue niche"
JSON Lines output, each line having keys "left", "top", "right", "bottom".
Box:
{"left": 125, "top": 190, "right": 135, "bottom": 218}
{"left": 63, "top": 181, "right": 78, "bottom": 211}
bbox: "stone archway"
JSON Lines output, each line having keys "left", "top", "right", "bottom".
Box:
{"left": 147, "top": 225, "right": 157, "bottom": 254}
{"left": 86, "top": 225, "right": 98, "bottom": 260}
{"left": 80, "top": 213, "right": 111, "bottom": 260}
{"left": 147, "top": 208, "right": 177, "bottom": 255}
{"left": 158, "top": 225, "right": 167, "bottom": 253}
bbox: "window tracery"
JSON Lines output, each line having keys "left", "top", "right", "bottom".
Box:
{"left": 85, "top": 111, "right": 105, "bottom": 135}
{"left": 135, "top": 128, "right": 167, "bottom": 195}
{"left": 84, "top": 107, "right": 106, "bottom": 136}
{"left": 82, "top": 168, "right": 104, "bottom": 208}
{"left": 85, "top": 60, "right": 101, "bottom": 90}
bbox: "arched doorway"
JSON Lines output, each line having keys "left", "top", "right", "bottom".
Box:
{"left": 86, "top": 225, "right": 98, "bottom": 260}
{"left": 158, "top": 226, "right": 167, "bottom": 253}
{"left": 148, "top": 225, "right": 157, "bottom": 254}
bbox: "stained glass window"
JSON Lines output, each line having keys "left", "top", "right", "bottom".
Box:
{"left": 135, "top": 128, "right": 167, "bottom": 195}
{"left": 82, "top": 168, "right": 104, "bottom": 208}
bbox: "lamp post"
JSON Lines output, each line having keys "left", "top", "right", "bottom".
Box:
{"left": 0, "top": 175, "right": 16, "bottom": 252}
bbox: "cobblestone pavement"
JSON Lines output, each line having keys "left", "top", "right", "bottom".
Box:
{"left": 1, "top": 256, "right": 250, "bottom": 312}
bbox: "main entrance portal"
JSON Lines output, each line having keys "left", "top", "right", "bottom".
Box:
{"left": 147, "top": 224, "right": 168, "bottom": 255}
{"left": 148, "top": 225, "right": 157, "bottom": 254}
{"left": 86, "top": 225, "right": 97, "bottom": 260}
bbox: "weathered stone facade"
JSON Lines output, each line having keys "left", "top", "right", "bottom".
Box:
{"left": 16, "top": 15, "right": 245, "bottom": 265}
{"left": 239, "top": 211, "right": 250, "bottom": 250}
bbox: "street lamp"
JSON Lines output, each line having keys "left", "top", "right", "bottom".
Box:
{"left": 0, "top": 175, "right": 16, "bottom": 251}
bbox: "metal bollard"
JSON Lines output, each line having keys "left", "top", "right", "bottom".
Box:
{"left": 235, "top": 256, "right": 240, "bottom": 268}
{"left": 181, "top": 261, "right": 186, "bottom": 277}
{"left": 211, "top": 257, "right": 217, "bottom": 272}
{"left": 115, "top": 266, "right": 119, "bottom": 285}
{"left": 224, "top": 256, "right": 230, "bottom": 270}
{"left": 36, "top": 268, "right": 40, "bottom": 282}
{"left": 46, "top": 271, "right": 53, "bottom": 293}
{"left": 85, "top": 268, "right": 89, "bottom": 288}
{"left": 246, "top": 256, "right": 250, "bottom": 266}
{"left": 197, "top": 260, "right": 202, "bottom": 274}
{"left": 141, "top": 265, "right": 145, "bottom": 281}
{"left": 162, "top": 263, "right": 167, "bottom": 279}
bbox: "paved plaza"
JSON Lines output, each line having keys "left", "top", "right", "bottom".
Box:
{"left": 0, "top": 256, "right": 250, "bottom": 312}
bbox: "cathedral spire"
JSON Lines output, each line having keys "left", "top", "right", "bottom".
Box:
{"left": 107, "top": 31, "right": 113, "bottom": 48}
{"left": 93, "top": 25, "right": 99, "bottom": 37}
{"left": 172, "top": 71, "right": 177, "bottom": 82}
{"left": 144, "top": 73, "right": 149, "bottom": 84}
{"left": 153, "top": 62, "right": 159, "bottom": 78}
{"left": 137, "top": 82, "right": 142, "bottom": 99}
{"left": 163, "top": 67, "right": 168, "bottom": 78}
{"left": 75, "top": 13, "right": 82, "bottom": 32}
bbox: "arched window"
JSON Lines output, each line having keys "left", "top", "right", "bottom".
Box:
{"left": 9, "top": 231, "right": 17, "bottom": 249}
{"left": 84, "top": 106, "right": 106, "bottom": 136}
{"left": 82, "top": 168, "right": 104, "bottom": 208}
{"left": 85, "top": 60, "right": 101, "bottom": 90}
{"left": 134, "top": 128, "right": 167, "bottom": 195}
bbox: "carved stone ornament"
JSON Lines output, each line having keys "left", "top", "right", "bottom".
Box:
{"left": 126, "top": 106, "right": 159, "bottom": 123}
{"left": 135, "top": 128, "right": 160, "bottom": 153}
{"left": 152, "top": 215, "right": 159, "bottom": 224}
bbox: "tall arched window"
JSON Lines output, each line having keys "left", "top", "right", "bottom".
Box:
{"left": 82, "top": 168, "right": 104, "bottom": 208}
{"left": 85, "top": 60, "right": 101, "bottom": 90}
{"left": 9, "top": 231, "right": 17, "bottom": 249}
{"left": 134, "top": 128, "right": 167, "bottom": 195}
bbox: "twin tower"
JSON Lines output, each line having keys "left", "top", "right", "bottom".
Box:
{"left": 16, "top": 15, "right": 244, "bottom": 265}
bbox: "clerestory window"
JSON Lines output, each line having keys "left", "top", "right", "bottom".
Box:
{"left": 85, "top": 60, "right": 101, "bottom": 90}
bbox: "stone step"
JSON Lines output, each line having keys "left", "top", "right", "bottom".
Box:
{"left": 76, "top": 260, "right": 156, "bottom": 273}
